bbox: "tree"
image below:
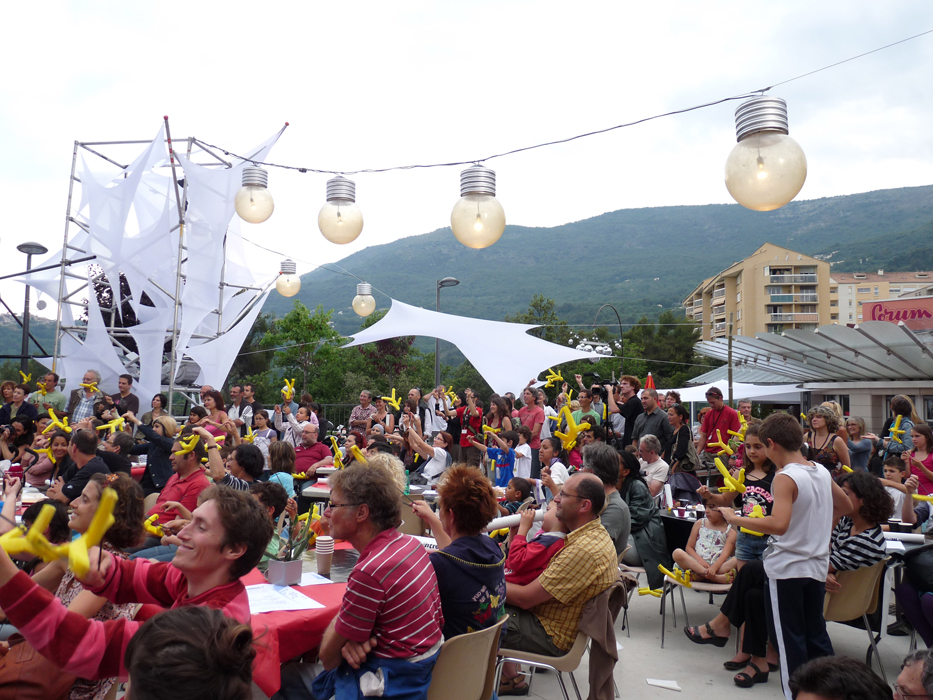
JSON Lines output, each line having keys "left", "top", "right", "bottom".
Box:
{"left": 504, "top": 295, "right": 570, "bottom": 344}
{"left": 259, "top": 302, "right": 344, "bottom": 398}
{"left": 622, "top": 311, "right": 714, "bottom": 387}
{"left": 353, "top": 310, "right": 418, "bottom": 390}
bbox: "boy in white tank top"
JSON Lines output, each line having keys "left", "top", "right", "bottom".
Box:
{"left": 720, "top": 413, "right": 851, "bottom": 699}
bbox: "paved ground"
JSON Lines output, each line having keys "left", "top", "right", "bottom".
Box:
{"left": 511, "top": 585, "right": 910, "bottom": 699}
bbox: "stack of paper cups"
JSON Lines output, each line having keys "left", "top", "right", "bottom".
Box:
{"left": 316, "top": 536, "right": 334, "bottom": 577}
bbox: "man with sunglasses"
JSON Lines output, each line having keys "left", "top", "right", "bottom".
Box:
{"left": 498, "top": 472, "right": 618, "bottom": 695}
{"left": 311, "top": 464, "right": 443, "bottom": 699}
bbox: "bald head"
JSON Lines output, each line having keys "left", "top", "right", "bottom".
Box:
{"left": 555, "top": 472, "right": 606, "bottom": 530}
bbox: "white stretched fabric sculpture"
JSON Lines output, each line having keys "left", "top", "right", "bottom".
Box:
{"left": 343, "top": 300, "right": 603, "bottom": 396}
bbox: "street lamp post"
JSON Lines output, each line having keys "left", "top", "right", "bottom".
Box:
{"left": 16, "top": 242, "right": 49, "bottom": 375}
{"left": 435, "top": 277, "right": 460, "bottom": 387}
{"left": 593, "top": 304, "right": 624, "bottom": 376}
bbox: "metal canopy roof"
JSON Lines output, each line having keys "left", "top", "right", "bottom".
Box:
{"left": 695, "top": 321, "right": 933, "bottom": 382}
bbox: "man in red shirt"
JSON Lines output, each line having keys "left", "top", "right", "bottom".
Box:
{"left": 518, "top": 387, "right": 545, "bottom": 478}
{"left": 145, "top": 426, "right": 211, "bottom": 527}
{"left": 0, "top": 486, "right": 273, "bottom": 684}
{"left": 456, "top": 389, "right": 483, "bottom": 468}
{"left": 309, "top": 464, "right": 443, "bottom": 699}
{"left": 295, "top": 424, "right": 334, "bottom": 474}
{"left": 697, "top": 386, "right": 742, "bottom": 469}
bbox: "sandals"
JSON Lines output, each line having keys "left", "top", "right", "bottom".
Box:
{"left": 498, "top": 676, "right": 529, "bottom": 696}
{"left": 683, "top": 623, "right": 728, "bottom": 648}
{"left": 725, "top": 657, "right": 780, "bottom": 672}
{"left": 734, "top": 662, "right": 769, "bottom": 687}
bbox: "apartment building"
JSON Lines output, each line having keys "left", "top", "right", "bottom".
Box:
{"left": 683, "top": 244, "right": 833, "bottom": 341}
{"left": 684, "top": 244, "right": 933, "bottom": 340}
{"left": 833, "top": 271, "right": 933, "bottom": 324}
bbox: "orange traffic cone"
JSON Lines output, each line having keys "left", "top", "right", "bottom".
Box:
{"left": 644, "top": 372, "right": 655, "bottom": 390}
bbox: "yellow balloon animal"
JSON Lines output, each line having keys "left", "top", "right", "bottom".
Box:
{"left": 637, "top": 587, "right": 662, "bottom": 598}
{"left": 96, "top": 416, "right": 126, "bottom": 435}
{"left": 0, "top": 488, "right": 117, "bottom": 578}
{"left": 482, "top": 425, "right": 501, "bottom": 435}
{"left": 19, "top": 371, "right": 31, "bottom": 385}
{"left": 659, "top": 564, "right": 692, "bottom": 588}
{"left": 37, "top": 384, "right": 48, "bottom": 397}
{"left": 715, "top": 458, "right": 746, "bottom": 494}
{"left": 381, "top": 389, "right": 402, "bottom": 412}
{"left": 173, "top": 434, "right": 200, "bottom": 456}
{"left": 281, "top": 378, "right": 296, "bottom": 403}
{"left": 543, "top": 368, "right": 564, "bottom": 389}
{"left": 728, "top": 413, "right": 749, "bottom": 441}
{"left": 912, "top": 493, "right": 933, "bottom": 503}
{"left": 553, "top": 406, "right": 590, "bottom": 451}
{"left": 43, "top": 409, "right": 72, "bottom": 435}
{"left": 708, "top": 429, "right": 734, "bottom": 456}
{"left": 143, "top": 514, "right": 165, "bottom": 538}
{"left": 80, "top": 381, "right": 101, "bottom": 394}
{"left": 330, "top": 436, "right": 346, "bottom": 469}
{"left": 444, "top": 386, "right": 457, "bottom": 403}
{"left": 739, "top": 504, "right": 766, "bottom": 536}
{"left": 34, "top": 447, "right": 58, "bottom": 465}
{"left": 891, "top": 415, "right": 906, "bottom": 444}
{"left": 242, "top": 426, "right": 256, "bottom": 444}
{"left": 350, "top": 445, "right": 368, "bottom": 465}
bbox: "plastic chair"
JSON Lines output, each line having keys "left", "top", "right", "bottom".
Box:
{"left": 823, "top": 558, "right": 889, "bottom": 684}
{"left": 143, "top": 492, "right": 159, "bottom": 513}
{"left": 617, "top": 545, "right": 634, "bottom": 637}
{"left": 495, "top": 581, "right": 627, "bottom": 700}
{"left": 659, "top": 571, "right": 731, "bottom": 648}
{"left": 428, "top": 614, "right": 508, "bottom": 700}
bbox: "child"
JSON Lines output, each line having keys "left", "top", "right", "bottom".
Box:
{"left": 672, "top": 499, "right": 737, "bottom": 584}
{"left": 698, "top": 424, "right": 776, "bottom": 567}
{"left": 513, "top": 426, "right": 533, "bottom": 479}
{"left": 252, "top": 410, "right": 277, "bottom": 473}
{"left": 471, "top": 430, "right": 518, "bottom": 487}
{"left": 498, "top": 477, "right": 532, "bottom": 516}
{"left": 881, "top": 455, "right": 907, "bottom": 515}
{"left": 720, "top": 413, "right": 851, "bottom": 698}
{"left": 535, "top": 436, "right": 571, "bottom": 502}
{"left": 504, "top": 502, "right": 569, "bottom": 585}
{"left": 268, "top": 441, "right": 296, "bottom": 497}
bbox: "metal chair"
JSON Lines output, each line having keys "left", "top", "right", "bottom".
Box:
{"left": 427, "top": 615, "right": 509, "bottom": 700}
{"left": 823, "top": 558, "right": 890, "bottom": 684}
{"left": 659, "top": 571, "right": 732, "bottom": 648}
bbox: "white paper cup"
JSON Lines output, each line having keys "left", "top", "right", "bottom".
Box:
{"left": 316, "top": 535, "right": 334, "bottom": 553}
{"left": 317, "top": 551, "right": 333, "bottom": 577}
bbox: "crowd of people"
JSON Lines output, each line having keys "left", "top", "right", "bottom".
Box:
{"left": 0, "top": 369, "right": 929, "bottom": 699}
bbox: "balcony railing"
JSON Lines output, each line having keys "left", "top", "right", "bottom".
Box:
{"left": 693, "top": 298, "right": 703, "bottom": 307}
{"left": 694, "top": 313, "right": 703, "bottom": 321}
{"left": 770, "top": 293, "right": 818, "bottom": 303}
{"left": 712, "top": 305, "right": 725, "bottom": 316}
{"left": 713, "top": 322, "right": 727, "bottom": 333}
{"left": 769, "top": 274, "right": 818, "bottom": 284}
{"left": 712, "top": 289, "right": 726, "bottom": 299}
{"left": 769, "top": 312, "right": 820, "bottom": 322}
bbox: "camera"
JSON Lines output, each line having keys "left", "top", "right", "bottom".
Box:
{"left": 582, "top": 373, "right": 618, "bottom": 402}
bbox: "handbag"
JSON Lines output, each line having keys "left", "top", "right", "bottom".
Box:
{"left": 0, "top": 640, "right": 76, "bottom": 700}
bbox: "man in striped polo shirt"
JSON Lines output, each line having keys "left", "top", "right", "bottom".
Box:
{"left": 312, "top": 464, "right": 444, "bottom": 699}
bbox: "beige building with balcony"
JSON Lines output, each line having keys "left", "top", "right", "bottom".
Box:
{"left": 683, "top": 243, "right": 834, "bottom": 341}
{"left": 684, "top": 244, "right": 933, "bottom": 341}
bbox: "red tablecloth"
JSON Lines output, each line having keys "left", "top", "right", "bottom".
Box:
{"left": 243, "top": 568, "right": 346, "bottom": 696}
{"left": 131, "top": 466, "right": 145, "bottom": 482}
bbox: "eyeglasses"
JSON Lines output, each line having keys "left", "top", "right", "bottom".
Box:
{"left": 325, "top": 501, "right": 361, "bottom": 511}
{"left": 557, "top": 490, "right": 584, "bottom": 500}
{"left": 893, "top": 683, "right": 929, "bottom": 699}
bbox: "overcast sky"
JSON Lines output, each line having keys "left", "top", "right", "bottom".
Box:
{"left": 2, "top": 1, "right": 932, "bottom": 319}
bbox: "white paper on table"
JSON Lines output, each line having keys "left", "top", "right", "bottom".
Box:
{"left": 299, "top": 572, "right": 334, "bottom": 586}
{"left": 646, "top": 679, "right": 681, "bottom": 692}
{"left": 413, "top": 536, "right": 439, "bottom": 550}
{"left": 246, "top": 584, "right": 325, "bottom": 614}
{"left": 886, "top": 540, "right": 907, "bottom": 552}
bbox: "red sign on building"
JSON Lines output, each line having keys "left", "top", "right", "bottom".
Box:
{"left": 862, "top": 297, "right": 933, "bottom": 330}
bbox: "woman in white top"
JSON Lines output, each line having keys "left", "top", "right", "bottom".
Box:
{"left": 720, "top": 413, "right": 851, "bottom": 699}
{"left": 407, "top": 430, "right": 453, "bottom": 486}
{"left": 273, "top": 404, "right": 315, "bottom": 447}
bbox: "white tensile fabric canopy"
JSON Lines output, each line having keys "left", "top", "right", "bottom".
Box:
{"left": 343, "top": 300, "right": 603, "bottom": 396}
{"left": 663, "top": 380, "right": 803, "bottom": 404}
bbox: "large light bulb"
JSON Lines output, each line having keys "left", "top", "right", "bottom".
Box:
{"left": 276, "top": 259, "right": 301, "bottom": 297}
{"left": 234, "top": 166, "right": 274, "bottom": 223}
{"left": 450, "top": 165, "right": 505, "bottom": 249}
{"left": 724, "top": 97, "right": 807, "bottom": 212}
{"left": 319, "top": 176, "right": 363, "bottom": 244}
{"left": 352, "top": 282, "right": 376, "bottom": 317}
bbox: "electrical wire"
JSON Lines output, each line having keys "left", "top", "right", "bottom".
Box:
{"left": 196, "top": 29, "right": 932, "bottom": 177}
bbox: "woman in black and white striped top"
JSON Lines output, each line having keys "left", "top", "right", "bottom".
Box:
{"left": 828, "top": 471, "right": 893, "bottom": 581}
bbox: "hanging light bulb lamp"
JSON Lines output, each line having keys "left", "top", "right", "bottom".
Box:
{"left": 234, "top": 165, "right": 275, "bottom": 223}
{"left": 276, "top": 258, "right": 301, "bottom": 298}
{"left": 319, "top": 175, "right": 363, "bottom": 244}
{"left": 352, "top": 282, "right": 376, "bottom": 317}
{"left": 724, "top": 96, "right": 807, "bottom": 212}
{"left": 450, "top": 164, "right": 506, "bottom": 249}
